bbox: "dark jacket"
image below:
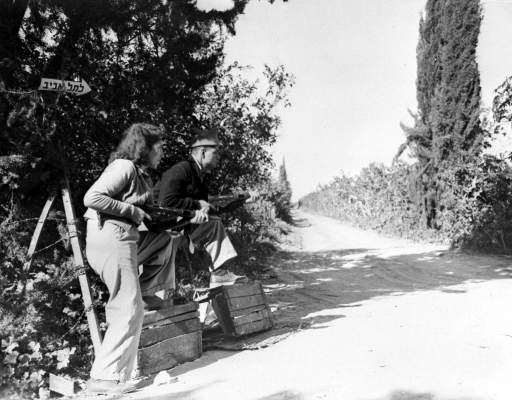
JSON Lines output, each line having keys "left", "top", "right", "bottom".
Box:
{"left": 154, "top": 158, "right": 209, "bottom": 210}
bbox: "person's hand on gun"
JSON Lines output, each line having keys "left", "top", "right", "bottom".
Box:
{"left": 245, "top": 190, "right": 260, "bottom": 203}
{"left": 198, "top": 199, "right": 217, "bottom": 214}
{"left": 132, "top": 206, "right": 152, "bottom": 225}
{"left": 190, "top": 208, "right": 209, "bottom": 224}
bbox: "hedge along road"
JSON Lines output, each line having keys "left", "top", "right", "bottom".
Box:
{"left": 129, "top": 210, "right": 512, "bottom": 400}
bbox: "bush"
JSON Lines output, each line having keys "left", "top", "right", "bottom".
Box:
{"left": 300, "top": 161, "right": 438, "bottom": 242}
{"left": 300, "top": 152, "right": 512, "bottom": 252}
{"left": 437, "top": 155, "right": 512, "bottom": 250}
{"left": 0, "top": 209, "right": 104, "bottom": 399}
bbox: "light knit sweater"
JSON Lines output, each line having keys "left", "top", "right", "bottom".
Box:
{"left": 83, "top": 159, "right": 153, "bottom": 224}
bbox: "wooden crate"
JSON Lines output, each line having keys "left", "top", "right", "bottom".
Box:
{"left": 137, "top": 302, "right": 202, "bottom": 376}
{"left": 211, "top": 282, "right": 273, "bottom": 337}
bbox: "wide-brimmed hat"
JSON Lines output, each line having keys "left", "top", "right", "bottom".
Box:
{"left": 190, "top": 128, "right": 220, "bottom": 148}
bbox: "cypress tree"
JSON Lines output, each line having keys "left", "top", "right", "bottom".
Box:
{"left": 278, "top": 158, "right": 292, "bottom": 194}
{"left": 397, "top": 0, "right": 483, "bottom": 227}
{"left": 434, "top": 0, "right": 483, "bottom": 159}
{"left": 275, "top": 158, "right": 292, "bottom": 221}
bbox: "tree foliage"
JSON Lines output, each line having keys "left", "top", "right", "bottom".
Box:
{"left": 0, "top": 1, "right": 293, "bottom": 398}
{"left": 194, "top": 64, "right": 294, "bottom": 192}
{"left": 0, "top": 0, "right": 252, "bottom": 205}
{"left": 397, "top": 0, "right": 484, "bottom": 227}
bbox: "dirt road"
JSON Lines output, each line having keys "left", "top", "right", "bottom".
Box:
{"left": 131, "top": 211, "right": 512, "bottom": 400}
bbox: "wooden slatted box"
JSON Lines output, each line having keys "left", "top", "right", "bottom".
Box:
{"left": 137, "top": 302, "right": 202, "bottom": 376}
{"left": 211, "top": 282, "right": 273, "bottom": 337}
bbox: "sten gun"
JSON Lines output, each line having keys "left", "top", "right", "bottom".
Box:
{"left": 208, "top": 191, "right": 254, "bottom": 214}
{"left": 142, "top": 205, "right": 195, "bottom": 232}
{"left": 143, "top": 191, "right": 257, "bottom": 232}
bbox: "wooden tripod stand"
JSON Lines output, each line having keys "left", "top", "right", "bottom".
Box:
{"left": 23, "top": 174, "right": 102, "bottom": 352}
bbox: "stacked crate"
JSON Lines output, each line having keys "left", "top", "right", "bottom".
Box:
{"left": 137, "top": 302, "right": 201, "bottom": 376}
{"left": 211, "top": 282, "right": 273, "bottom": 337}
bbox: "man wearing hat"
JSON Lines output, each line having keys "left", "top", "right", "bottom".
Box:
{"left": 152, "top": 128, "right": 245, "bottom": 288}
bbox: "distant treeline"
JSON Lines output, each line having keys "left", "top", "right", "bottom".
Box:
{"left": 301, "top": 0, "right": 512, "bottom": 251}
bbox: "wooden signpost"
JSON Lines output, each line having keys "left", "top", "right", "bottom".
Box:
{"left": 27, "top": 175, "right": 102, "bottom": 397}
{"left": 21, "top": 78, "right": 98, "bottom": 396}
{"left": 25, "top": 175, "right": 102, "bottom": 351}
{"left": 25, "top": 77, "right": 99, "bottom": 353}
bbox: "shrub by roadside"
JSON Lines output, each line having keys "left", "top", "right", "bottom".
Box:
{"left": 300, "top": 162, "right": 438, "bottom": 243}
{"left": 0, "top": 211, "right": 99, "bottom": 399}
{"left": 436, "top": 155, "right": 512, "bottom": 251}
{"left": 300, "top": 155, "right": 512, "bottom": 252}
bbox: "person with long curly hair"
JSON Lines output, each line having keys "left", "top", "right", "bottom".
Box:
{"left": 83, "top": 123, "right": 163, "bottom": 394}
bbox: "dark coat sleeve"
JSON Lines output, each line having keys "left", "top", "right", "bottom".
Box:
{"left": 157, "top": 162, "right": 201, "bottom": 210}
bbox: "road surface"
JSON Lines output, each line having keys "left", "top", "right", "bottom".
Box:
{"left": 130, "top": 211, "right": 512, "bottom": 400}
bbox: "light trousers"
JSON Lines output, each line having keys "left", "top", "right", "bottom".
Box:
{"left": 189, "top": 216, "right": 238, "bottom": 271}
{"left": 85, "top": 220, "right": 143, "bottom": 382}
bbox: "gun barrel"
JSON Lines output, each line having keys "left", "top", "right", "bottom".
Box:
{"left": 209, "top": 193, "right": 250, "bottom": 202}
{"left": 144, "top": 205, "right": 195, "bottom": 218}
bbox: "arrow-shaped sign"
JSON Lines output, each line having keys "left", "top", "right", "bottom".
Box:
{"left": 38, "top": 78, "right": 91, "bottom": 96}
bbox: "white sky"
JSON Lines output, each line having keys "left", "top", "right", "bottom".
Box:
{"left": 224, "top": 0, "right": 512, "bottom": 200}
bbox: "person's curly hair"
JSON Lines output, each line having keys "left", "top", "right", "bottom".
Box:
{"left": 109, "top": 123, "right": 163, "bottom": 165}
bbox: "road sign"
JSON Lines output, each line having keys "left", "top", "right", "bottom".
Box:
{"left": 38, "top": 78, "right": 91, "bottom": 95}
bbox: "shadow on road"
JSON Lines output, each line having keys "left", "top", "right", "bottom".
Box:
{"left": 199, "top": 242, "right": 512, "bottom": 354}
{"left": 134, "top": 387, "right": 304, "bottom": 400}
{"left": 257, "top": 245, "right": 512, "bottom": 344}
{"left": 366, "top": 389, "right": 484, "bottom": 400}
